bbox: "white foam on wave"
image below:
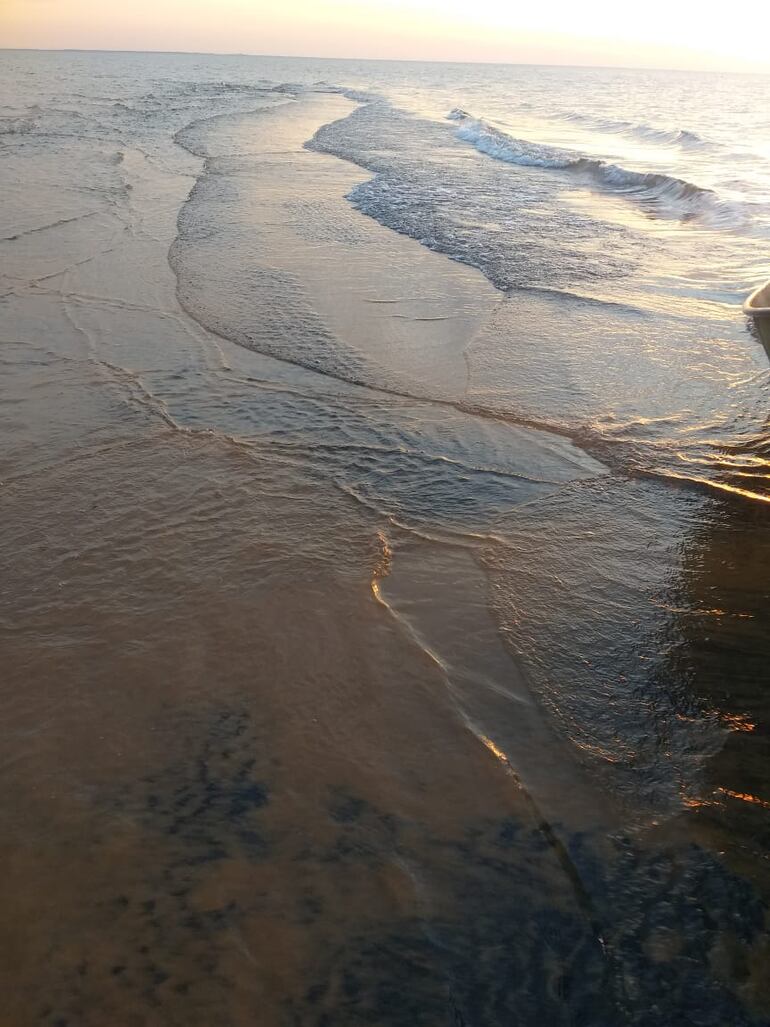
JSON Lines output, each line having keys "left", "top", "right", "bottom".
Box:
{"left": 447, "top": 110, "right": 747, "bottom": 230}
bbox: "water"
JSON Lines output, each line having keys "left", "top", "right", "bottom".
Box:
{"left": 1, "top": 49, "right": 769, "bottom": 1025}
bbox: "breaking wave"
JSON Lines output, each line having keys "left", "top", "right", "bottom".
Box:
{"left": 447, "top": 110, "right": 744, "bottom": 228}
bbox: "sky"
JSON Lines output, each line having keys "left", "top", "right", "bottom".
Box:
{"left": 2, "top": 0, "right": 769, "bottom": 72}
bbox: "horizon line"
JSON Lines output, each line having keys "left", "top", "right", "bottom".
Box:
{"left": 1, "top": 45, "right": 768, "bottom": 77}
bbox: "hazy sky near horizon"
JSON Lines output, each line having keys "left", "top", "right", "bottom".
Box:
{"left": 2, "top": 0, "right": 769, "bottom": 72}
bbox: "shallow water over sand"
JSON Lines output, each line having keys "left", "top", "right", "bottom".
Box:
{"left": 1, "top": 50, "right": 769, "bottom": 1026}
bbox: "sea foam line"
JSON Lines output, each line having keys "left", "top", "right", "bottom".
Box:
{"left": 447, "top": 109, "right": 745, "bottom": 229}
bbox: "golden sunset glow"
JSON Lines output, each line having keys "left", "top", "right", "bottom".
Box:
{"left": 2, "top": 0, "right": 769, "bottom": 70}
{"left": 717, "top": 787, "right": 770, "bottom": 810}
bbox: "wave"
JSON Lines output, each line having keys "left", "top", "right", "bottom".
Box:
{"left": 169, "top": 94, "right": 769, "bottom": 509}
{"left": 312, "top": 82, "right": 381, "bottom": 103}
{"left": 164, "top": 80, "right": 269, "bottom": 97}
{"left": 269, "top": 82, "right": 377, "bottom": 104}
{"left": 447, "top": 111, "right": 744, "bottom": 229}
{"left": 0, "top": 117, "right": 36, "bottom": 136}
{"left": 552, "top": 111, "right": 710, "bottom": 150}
